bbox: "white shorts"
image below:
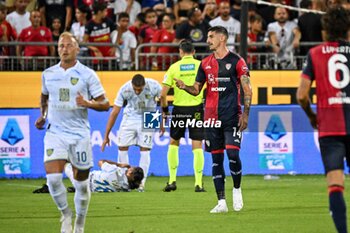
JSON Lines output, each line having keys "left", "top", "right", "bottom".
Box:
{"left": 117, "top": 117, "right": 154, "bottom": 149}
{"left": 44, "top": 131, "right": 93, "bottom": 170}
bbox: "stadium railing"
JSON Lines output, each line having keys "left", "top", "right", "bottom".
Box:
{"left": 0, "top": 41, "right": 123, "bottom": 71}
{"left": 0, "top": 41, "right": 321, "bottom": 71}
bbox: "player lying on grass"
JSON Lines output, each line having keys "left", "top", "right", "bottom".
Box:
{"left": 34, "top": 160, "right": 144, "bottom": 193}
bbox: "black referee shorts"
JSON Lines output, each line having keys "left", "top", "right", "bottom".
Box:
{"left": 319, "top": 135, "right": 350, "bottom": 174}
{"left": 170, "top": 104, "right": 204, "bottom": 141}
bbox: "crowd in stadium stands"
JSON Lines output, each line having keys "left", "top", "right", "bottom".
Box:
{"left": 0, "top": 0, "right": 348, "bottom": 70}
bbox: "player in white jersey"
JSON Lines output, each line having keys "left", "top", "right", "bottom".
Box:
{"left": 35, "top": 32, "right": 110, "bottom": 233}
{"left": 101, "top": 74, "right": 162, "bottom": 192}
{"left": 65, "top": 160, "right": 144, "bottom": 192}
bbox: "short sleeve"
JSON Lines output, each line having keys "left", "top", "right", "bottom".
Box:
{"left": 139, "top": 26, "right": 146, "bottom": 39}
{"left": 234, "top": 21, "right": 241, "bottom": 34}
{"left": 88, "top": 70, "right": 105, "bottom": 98}
{"left": 163, "top": 66, "right": 173, "bottom": 87}
{"left": 41, "top": 72, "right": 48, "bottom": 95}
{"left": 149, "top": 80, "right": 162, "bottom": 98}
{"left": 209, "top": 19, "right": 215, "bottom": 27}
{"left": 114, "top": 84, "right": 126, "bottom": 107}
{"left": 195, "top": 62, "right": 206, "bottom": 84}
{"left": 267, "top": 22, "right": 274, "bottom": 33}
{"left": 151, "top": 30, "right": 161, "bottom": 43}
{"left": 101, "top": 162, "right": 118, "bottom": 172}
{"left": 236, "top": 57, "right": 250, "bottom": 79}
{"left": 84, "top": 22, "right": 92, "bottom": 35}
{"left": 129, "top": 33, "right": 137, "bottom": 48}
{"left": 46, "top": 28, "right": 53, "bottom": 41}
{"left": 107, "top": 18, "right": 116, "bottom": 32}
{"left": 154, "top": 82, "right": 162, "bottom": 97}
{"left": 175, "top": 23, "right": 186, "bottom": 40}
{"left": 301, "top": 52, "right": 314, "bottom": 81}
{"left": 18, "top": 30, "right": 24, "bottom": 42}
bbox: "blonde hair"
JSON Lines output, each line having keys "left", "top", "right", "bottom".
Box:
{"left": 58, "top": 32, "right": 79, "bottom": 47}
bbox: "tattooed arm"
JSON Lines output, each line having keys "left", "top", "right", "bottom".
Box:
{"left": 174, "top": 79, "right": 204, "bottom": 96}
{"left": 239, "top": 75, "right": 252, "bottom": 132}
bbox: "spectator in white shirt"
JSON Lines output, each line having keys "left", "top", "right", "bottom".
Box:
{"left": 114, "top": 0, "right": 141, "bottom": 25}
{"left": 71, "top": 5, "right": 91, "bottom": 43}
{"left": 267, "top": 7, "right": 301, "bottom": 68}
{"left": 6, "top": 0, "right": 30, "bottom": 35}
{"left": 209, "top": 1, "right": 240, "bottom": 52}
{"left": 71, "top": 5, "right": 91, "bottom": 61}
{"left": 111, "top": 12, "right": 137, "bottom": 70}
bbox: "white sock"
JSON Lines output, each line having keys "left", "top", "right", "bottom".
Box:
{"left": 139, "top": 151, "right": 150, "bottom": 186}
{"left": 73, "top": 179, "right": 91, "bottom": 229}
{"left": 118, "top": 150, "right": 129, "bottom": 164}
{"left": 64, "top": 163, "right": 75, "bottom": 185}
{"left": 47, "top": 173, "right": 69, "bottom": 215}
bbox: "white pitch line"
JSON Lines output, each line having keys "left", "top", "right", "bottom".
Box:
{"left": 3, "top": 183, "right": 40, "bottom": 188}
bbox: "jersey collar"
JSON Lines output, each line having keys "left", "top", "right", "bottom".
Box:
{"left": 182, "top": 55, "right": 194, "bottom": 60}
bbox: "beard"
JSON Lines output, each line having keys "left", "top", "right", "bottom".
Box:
{"left": 208, "top": 44, "right": 216, "bottom": 51}
{"left": 278, "top": 18, "right": 287, "bottom": 24}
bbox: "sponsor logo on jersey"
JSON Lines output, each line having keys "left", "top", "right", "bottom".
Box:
{"left": 180, "top": 64, "right": 195, "bottom": 71}
{"left": 211, "top": 87, "right": 226, "bottom": 92}
{"left": 216, "top": 77, "right": 231, "bottom": 82}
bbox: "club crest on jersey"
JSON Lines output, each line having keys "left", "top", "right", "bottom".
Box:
{"left": 70, "top": 77, "right": 79, "bottom": 85}
{"left": 46, "top": 149, "right": 54, "bottom": 156}
{"left": 225, "top": 64, "right": 232, "bottom": 70}
{"left": 40, "top": 30, "right": 45, "bottom": 36}
{"left": 145, "top": 94, "right": 151, "bottom": 99}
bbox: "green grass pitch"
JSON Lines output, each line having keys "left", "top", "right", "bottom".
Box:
{"left": 0, "top": 176, "right": 349, "bottom": 233}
